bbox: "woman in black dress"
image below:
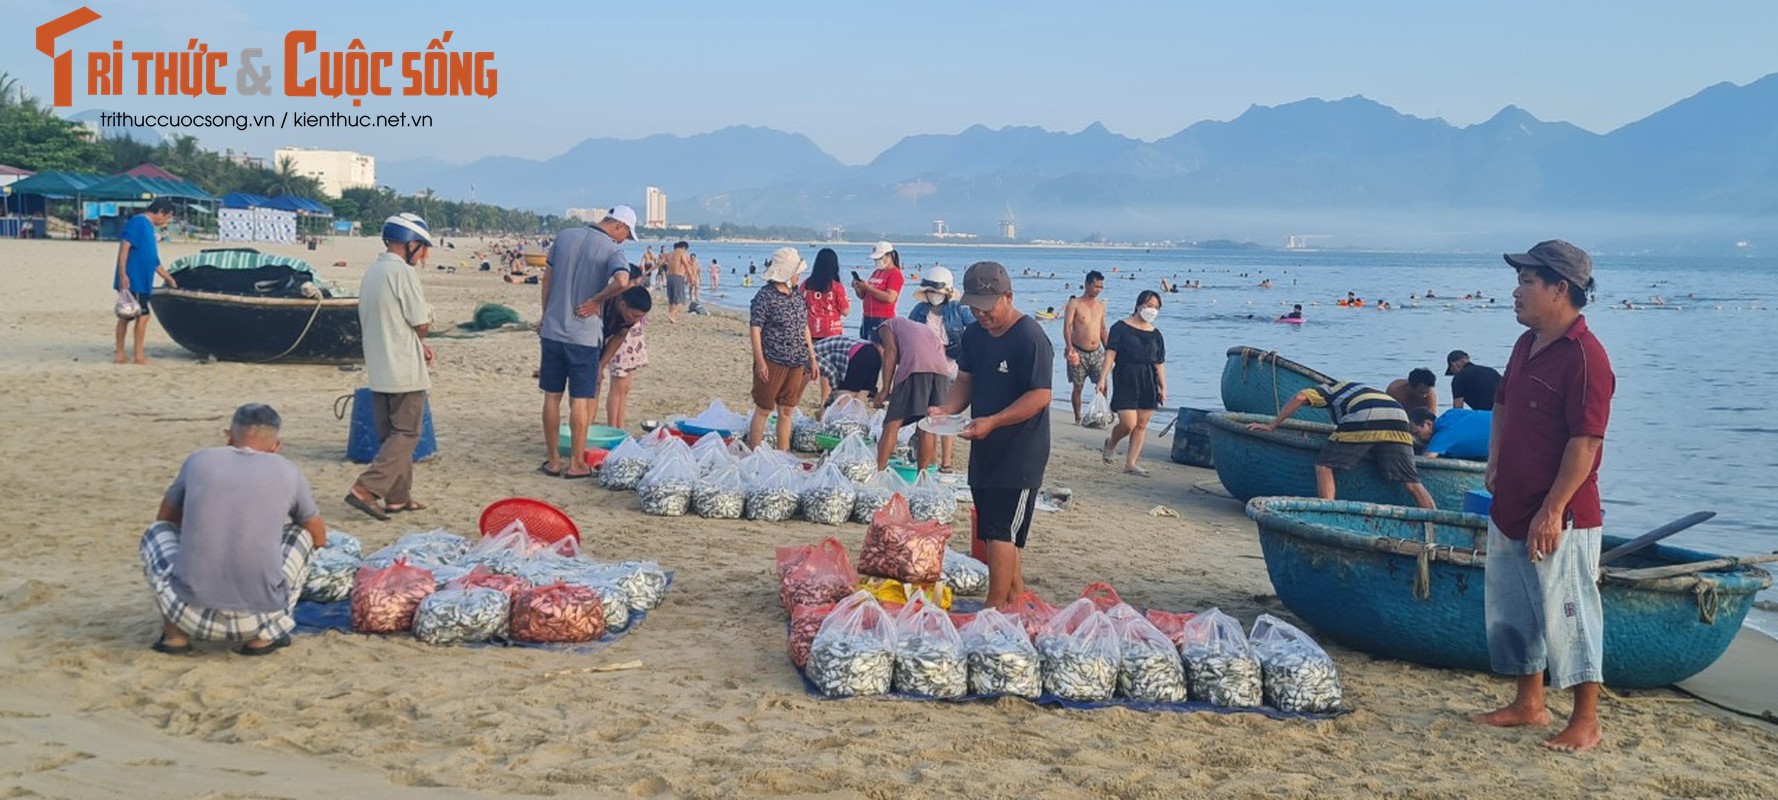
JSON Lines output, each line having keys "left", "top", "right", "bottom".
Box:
{"left": 1100, "top": 290, "right": 1167, "bottom": 476}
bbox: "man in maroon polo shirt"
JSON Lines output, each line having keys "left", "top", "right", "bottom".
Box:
{"left": 1470, "top": 240, "right": 1614, "bottom": 753}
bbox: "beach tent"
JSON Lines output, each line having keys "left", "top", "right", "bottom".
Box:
{"left": 1, "top": 170, "right": 108, "bottom": 221}
{"left": 84, "top": 173, "right": 214, "bottom": 202}
{"left": 121, "top": 162, "right": 182, "bottom": 181}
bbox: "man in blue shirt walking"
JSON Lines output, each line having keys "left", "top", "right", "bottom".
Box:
{"left": 113, "top": 199, "right": 178, "bottom": 364}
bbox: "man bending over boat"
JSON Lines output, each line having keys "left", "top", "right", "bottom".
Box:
{"left": 1471, "top": 240, "right": 1613, "bottom": 753}
{"left": 1246, "top": 382, "right": 1437, "bottom": 509}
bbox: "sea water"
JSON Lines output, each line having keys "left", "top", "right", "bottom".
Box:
{"left": 677, "top": 241, "right": 1778, "bottom": 634}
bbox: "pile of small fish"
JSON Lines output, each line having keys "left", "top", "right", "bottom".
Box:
{"left": 850, "top": 486, "right": 893, "bottom": 523}
{"left": 1037, "top": 639, "right": 1119, "bottom": 701}
{"left": 301, "top": 548, "right": 361, "bottom": 603}
{"left": 745, "top": 486, "right": 801, "bottom": 522}
{"left": 363, "top": 530, "right": 471, "bottom": 569}
{"left": 413, "top": 587, "right": 510, "bottom": 645}
{"left": 1184, "top": 652, "right": 1263, "bottom": 707}
{"left": 1119, "top": 645, "right": 1190, "bottom": 703}
{"left": 800, "top": 485, "right": 856, "bottom": 526}
{"left": 599, "top": 456, "right": 651, "bottom": 490}
{"left": 893, "top": 635, "right": 968, "bottom": 698}
{"left": 807, "top": 636, "right": 895, "bottom": 697}
{"left": 608, "top": 561, "right": 670, "bottom": 611}
{"left": 907, "top": 479, "right": 957, "bottom": 524}
{"left": 692, "top": 479, "right": 745, "bottom": 519}
{"left": 1260, "top": 650, "right": 1343, "bottom": 713}
{"left": 427, "top": 564, "right": 473, "bottom": 590}
{"left": 637, "top": 476, "right": 694, "bottom": 516}
{"left": 823, "top": 419, "right": 873, "bottom": 443}
{"left": 858, "top": 498, "right": 952, "bottom": 584}
{"left": 962, "top": 612, "right": 1044, "bottom": 698}
{"left": 350, "top": 560, "right": 436, "bottom": 634}
{"left": 941, "top": 550, "right": 989, "bottom": 596}
{"left": 324, "top": 529, "right": 363, "bottom": 556}
{"left": 790, "top": 419, "right": 824, "bottom": 453}
{"left": 445, "top": 568, "right": 530, "bottom": 600}
{"left": 509, "top": 582, "right": 607, "bottom": 643}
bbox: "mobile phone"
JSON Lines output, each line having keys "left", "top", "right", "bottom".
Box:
{"left": 852, "top": 271, "right": 863, "bottom": 282}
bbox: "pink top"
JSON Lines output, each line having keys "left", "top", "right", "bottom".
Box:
{"left": 878, "top": 317, "right": 950, "bottom": 386}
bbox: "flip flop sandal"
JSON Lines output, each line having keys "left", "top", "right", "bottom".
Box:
{"left": 561, "top": 470, "right": 594, "bottom": 480}
{"left": 236, "top": 633, "right": 292, "bottom": 657}
{"left": 344, "top": 492, "right": 390, "bottom": 521}
{"left": 537, "top": 461, "right": 562, "bottom": 477}
{"left": 385, "top": 501, "right": 428, "bottom": 513}
{"left": 151, "top": 636, "right": 193, "bottom": 655}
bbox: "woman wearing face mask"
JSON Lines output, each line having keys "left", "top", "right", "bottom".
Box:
{"left": 907, "top": 266, "right": 975, "bottom": 471}
{"left": 1100, "top": 290, "right": 1167, "bottom": 476}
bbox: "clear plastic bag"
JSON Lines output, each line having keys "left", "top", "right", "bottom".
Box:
{"left": 1035, "top": 597, "right": 1121, "bottom": 701}
{"left": 1180, "top": 607, "right": 1262, "bottom": 707}
{"left": 827, "top": 432, "right": 877, "bottom": 484}
{"left": 363, "top": 529, "right": 470, "bottom": 569}
{"left": 806, "top": 590, "right": 896, "bottom": 697}
{"left": 693, "top": 462, "right": 746, "bottom": 519}
{"left": 907, "top": 471, "right": 957, "bottom": 524}
{"left": 788, "top": 600, "right": 836, "bottom": 668}
{"left": 859, "top": 494, "right": 953, "bottom": 584}
{"left": 777, "top": 537, "right": 858, "bottom": 611}
{"left": 745, "top": 461, "right": 803, "bottom": 522}
{"left": 1081, "top": 391, "right": 1115, "bottom": 429}
{"left": 509, "top": 581, "right": 607, "bottom": 643}
{"left": 891, "top": 592, "right": 967, "bottom": 697}
{"left": 822, "top": 394, "right": 874, "bottom": 442}
{"left": 444, "top": 565, "right": 532, "bottom": 600}
{"left": 1002, "top": 590, "right": 1058, "bottom": 642}
{"left": 594, "top": 560, "right": 670, "bottom": 612}
{"left": 1080, "top": 582, "right": 1124, "bottom": 613}
{"left": 961, "top": 607, "right": 1042, "bottom": 698}
{"left": 114, "top": 288, "right": 142, "bottom": 319}
{"left": 799, "top": 462, "right": 858, "bottom": 526}
{"left": 414, "top": 587, "right": 510, "bottom": 645}
{"left": 941, "top": 549, "right": 990, "bottom": 596}
{"left": 638, "top": 451, "right": 696, "bottom": 516}
{"left": 789, "top": 410, "right": 824, "bottom": 453}
{"left": 685, "top": 399, "right": 748, "bottom": 433}
{"left": 1249, "top": 613, "right": 1342, "bottom": 713}
{"left": 690, "top": 431, "right": 734, "bottom": 476}
{"left": 350, "top": 558, "right": 436, "bottom": 634}
{"left": 851, "top": 468, "right": 910, "bottom": 524}
{"left": 600, "top": 436, "right": 654, "bottom": 490}
{"left": 1106, "top": 604, "right": 1189, "bottom": 702}
{"left": 1144, "top": 609, "right": 1197, "bottom": 648}
{"left": 428, "top": 563, "right": 473, "bottom": 590}
{"left": 323, "top": 529, "right": 362, "bottom": 557}
{"left": 301, "top": 548, "right": 361, "bottom": 603}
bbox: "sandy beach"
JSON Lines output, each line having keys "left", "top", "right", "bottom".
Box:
{"left": 0, "top": 235, "right": 1773, "bottom": 799}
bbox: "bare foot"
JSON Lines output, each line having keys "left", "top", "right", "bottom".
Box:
{"left": 1470, "top": 704, "right": 1552, "bottom": 727}
{"left": 1542, "top": 720, "right": 1601, "bottom": 752}
{"left": 134, "top": 355, "right": 150, "bottom": 365}
{"left": 115, "top": 351, "right": 128, "bottom": 363}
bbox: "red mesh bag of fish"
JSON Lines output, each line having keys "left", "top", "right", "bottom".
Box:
{"left": 1000, "top": 590, "right": 1057, "bottom": 642}
{"left": 445, "top": 565, "right": 532, "bottom": 601}
{"left": 350, "top": 558, "right": 436, "bottom": 634}
{"left": 1144, "top": 609, "right": 1198, "bottom": 647}
{"left": 1080, "top": 582, "right": 1124, "bottom": 612}
{"left": 509, "top": 581, "right": 607, "bottom": 643}
{"left": 787, "top": 600, "right": 837, "bottom": 668}
{"left": 858, "top": 494, "right": 953, "bottom": 584}
{"left": 776, "top": 537, "right": 858, "bottom": 612}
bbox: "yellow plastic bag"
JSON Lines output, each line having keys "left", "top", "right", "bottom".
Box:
{"left": 858, "top": 576, "right": 953, "bottom": 610}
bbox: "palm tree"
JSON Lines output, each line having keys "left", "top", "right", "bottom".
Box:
{"left": 0, "top": 71, "right": 19, "bottom": 109}
{"left": 271, "top": 156, "right": 302, "bottom": 196}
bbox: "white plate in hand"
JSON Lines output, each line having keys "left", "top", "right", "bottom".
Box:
{"left": 918, "top": 414, "right": 970, "bottom": 436}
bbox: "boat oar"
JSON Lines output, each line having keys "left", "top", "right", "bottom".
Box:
{"left": 1599, "top": 511, "right": 1716, "bottom": 566}
{"left": 1603, "top": 552, "right": 1778, "bottom": 582}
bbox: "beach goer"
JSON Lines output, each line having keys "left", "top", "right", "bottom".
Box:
{"left": 709, "top": 258, "right": 720, "bottom": 290}
{"left": 1386, "top": 368, "right": 1439, "bottom": 414}
{"left": 1471, "top": 239, "right": 1613, "bottom": 753}
{"left": 908, "top": 266, "right": 974, "bottom": 471}
{"left": 853, "top": 241, "right": 905, "bottom": 341}
{"left": 601, "top": 286, "right": 654, "bottom": 430}
{"left": 345, "top": 213, "right": 437, "bottom": 520}
{"left": 1446, "top": 350, "right": 1502, "bottom": 411}
{"left": 747, "top": 247, "right": 819, "bottom": 450}
{"left": 803, "top": 248, "right": 852, "bottom": 400}
{"left": 814, "top": 335, "right": 883, "bottom": 405}
{"left": 871, "top": 316, "right": 950, "bottom": 472}
{"left": 1099, "top": 290, "right": 1167, "bottom": 476}
{"left": 1413, "top": 407, "right": 1491, "bottom": 460}
{"left": 142, "top": 403, "right": 327, "bottom": 656}
{"left": 538, "top": 206, "right": 635, "bottom": 478}
{"left": 113, "top": 198, "right": 178, "bottom": 365}
{"left": 663, "top": 241, "right": 695, "bottom": 323}
{"left": 1281, "top": 304, "right": 1304, "bottom": 321}
{"left": 1062, "top": 271, "right": 1109, "bottom": 424}
{"left": 929, "top": 261, "right": 1053, "bottom": 608}
{"left": 1246, "top": 382, "right": 1437, "bottom": 509}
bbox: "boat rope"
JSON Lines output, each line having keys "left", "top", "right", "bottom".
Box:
{"left": 1268, "top": 350, "right": 1282, "bottom": 415}
{"left": 254, "top": 294, "right": 326, "bottom": 364}
{"left": 333, "top": 392, "right": 355, "bottom": 421}
{"left": 1413, "top": 520, "right": 1437, "bottom": 600}
{"left": 1692, "top": 578, "right": 1720, "bottom": 625}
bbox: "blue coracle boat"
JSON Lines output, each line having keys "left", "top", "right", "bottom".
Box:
{"left": 1221, "top": 346, "right": 1336, "bottom": 423}
{"left": 1245, "top": 498, "right": 1773, "bottom": 688}
{"left": 1206, "top": 411, "right": 1484, "bottom": 510}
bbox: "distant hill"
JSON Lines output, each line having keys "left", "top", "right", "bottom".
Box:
{"left": 66, "top": 109, "right": 164, "bottom": 146}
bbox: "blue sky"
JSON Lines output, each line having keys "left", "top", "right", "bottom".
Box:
{"left": 5, "top": 0, "right": 1777, "bottom": 166}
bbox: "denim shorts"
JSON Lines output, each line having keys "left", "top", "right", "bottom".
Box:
{"left": 539, "top": 338, "right": 602, "bottom": 399}
{"left": 1484, "top": 522, "right": 1604, "bottom": 689}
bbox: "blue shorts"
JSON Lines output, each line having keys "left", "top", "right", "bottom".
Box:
{"left": 1484, "top": 522, "right": 1604, "bottom": 689}
{"left": 539, "top": 338, "right": 602, "bottom": 399}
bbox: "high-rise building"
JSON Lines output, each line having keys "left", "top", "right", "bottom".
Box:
{"left": 645, "top": 186, "right": 667, "bottom": 228}
{"left": 565, "top": 208, "right": 608, "bottom": 223}
{"left": 933, "top": 219, "right": 948, "bottom": 236}
{"left": 272, "top": 147, "right": 375, "bottom": 198}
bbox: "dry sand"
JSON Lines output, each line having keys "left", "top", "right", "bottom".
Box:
{"left": 1, "top": 236, "right": 1773, "bottom": 799}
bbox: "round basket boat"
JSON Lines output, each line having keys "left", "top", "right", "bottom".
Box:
{"left": 1206, "top": 412, "right": 1484, "bottom": 510}
{"left": 1221, "top": 346, "right": 1336, "bottom": 423}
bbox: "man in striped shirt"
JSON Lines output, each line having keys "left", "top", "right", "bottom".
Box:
{"left": 1247, "top": 381, "right": 1437, "bottom": 508}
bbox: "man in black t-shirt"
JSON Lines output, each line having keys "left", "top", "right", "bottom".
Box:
{"left": 931, "top": 262, "right": 1054, "bottom": 607}
{"left": 1445, "top": 350, "right": 1502, "bottom": 411}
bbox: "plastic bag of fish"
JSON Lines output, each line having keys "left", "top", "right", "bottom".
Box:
{"left": 1179, "top": 607, "right": 1263, "bottom": 708}
{"left": 1106, "top": 604, "right": 1189, "bottom": 702}
{"left": 302, "top": 547, "right": 361, "bottom": 603}
{"left": 858, "top": 495, "right": 952, "bottom": 584}
{"left": 744, "top": 461, "right": 803, "bottom": 522}
{"left": 941, "top": 549, "right": 989, "bottom": 596}
{"left": 788, "top": 600, "right": 837, "bottom": 668}
{"left": 350, "top": 558, "right": 436, "bottom": 634}
{"left": 776, "top": 537, "right": 858, "bottom": 611}
{"left": 852, "top": 468, "right": 910, "bottom": 524}
{"left": 1006, "top": 590, "right": 1059, "bottom": 643}
{"left": 689, "top": 430, "right": 735, "bottom": 476}
{"left": 513, "top": 559, "right": 633, "bottom": 633}
{"left": 799, "top": 462, "right": 858, "bottom": 526}
{"left": 599, "top": 560, "right": 671, "bottom": 611}
{"left": 444, "top": 565, "right": 532, "bottom": 600}
{"left": 693, "top": 462, "right": 746, "bottom": 519}
{"left": 600, "top": 436, "right": 653, "bottom": 490}
{"left": 362, "top": 529, "right": 470, "bottom": 570}
{"left": 789, "top": 410, "right": 824, "bottom": 453}
{"left": 821, "top": 395, "right": 875, "bottom": 444}
{"left": 1035, "top": 598, "right": 1121, "bottom": 702}
{"left": 1249, "top": 613, "right": 1343, "bottom": 713}
{"left": 806, "top": 590, "right": 896, "bottom": 697}
{"left": 826, "top": 432, "right": 877, "bottom": 484}
{"left": 509, "top": 581, "right": 607, "bottom": 643}
{"left": 323, "top": 529, "right": 362, "bottom": 557}
{"left": 892, "top": 594, "right": 967, "bottom": 698}
{"left": 961, "top": 608, "right": 1042, "bottom": 698}
{"left": 907, "top": 471, "right": 957, "bottom": 524}
{"left": 637, "top": 451, "right": 697, "bottom": 516}
{"left": 1081, "top": 391, "right": 1115, "bottom": 429}
{"left": 413, "top": 587, "right": 510, "bottom": 645}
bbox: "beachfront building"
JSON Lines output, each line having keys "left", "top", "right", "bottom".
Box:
{"left": 273, "top": 148, "right": 375, "bottom": 198}
{"left": 645, "top": 187, "right": 667, "bottom": 228}
{"left": 566, "top": 207, "right": 609, "bottom": 224}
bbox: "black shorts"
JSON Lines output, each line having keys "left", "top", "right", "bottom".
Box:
{"left": 1317, "top": 440, "right": 1420, "bottom": 483}
{"left": 130, "top": 292, "right": 153, "bottom": 318}
{"left": 972, "top": 487, "right": 1038, "bottom": 548}
{"left": 538, "top": 338, "right": 602, "bottom": 399}
{"left": 885, "top": 372, "right": 948, "bottom": 425}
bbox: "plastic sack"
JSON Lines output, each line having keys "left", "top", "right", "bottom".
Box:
{"left": 509, "top": 580, "right": 607, "bottom": 643}
{"left": 1144, "top": 609, "right": 1197, "bottom": 648}
{"left": 323, "top": 529, "right": 362, "bottom": 557}
{"left": 597, "top": 560, "right": 670, "bottom": 612}
{"left": 114, "top": 288, "right": 142, "bottom": 319}
{"left": 1106, "top": 604, "right": 1189, "bottom": 702}
{"left": 693, "top": 462, "right": 746, "bottom": 519}
{"left": 745, "top": 461, "right": 803, "bottom": 522}
{"left": 806, "top": 590, "right": 896, "bottom": 697}
{"left": 789, "top": 410, "right": 824, "bottom": 453}
{"left": 429, "top": 563, "right": 473, "bottom": 590}
{"left": 690, "top": 431, "right": 733, "bottom": 476}
{"left": 942, "top": 549, "right": 990, "bottom": 596}
{"left": 600, "top": 436, "right": 654, "bottom": 490}
{"left": 444, "top": 565, "right": 532, "bottom": 600}
{"left": 1035, "top": 598, "right": 1121, "bottom": 701}
{"left": 685, "top": 398, "right": 749, "bottom": 433}
{"left": 859, "top": 495, "right": 953, "bottom": 584}
{"left": 851, "top": 468, "right": 910, "bottom": 524}
{"left": 799, "top": 462, "right": 858, "bottom": 526}
{"left": 350, "top": 558, "right": 436, "bottom": 633}
{"left": 827, "top": 432, "right": 876, "bottom": 484}
{"left": 961, "top": 607, "right": 1042, "bottom": 698}
{"left": 1249, "top": 613, "right": 1342, "bottom": 713}
{"left": 363, "top": 529, "right": 470, "bottom": 569}
{"left": 1081, "top": 391, "right": 1114, "bottom": 429}
{"left": 414, "top": 587, "right": 510, "bottom": 645}
{"left": 1180, "top": 607, "right": 1262, "bottom": 707}
{"left": 638, "top": 451, "right": 697, "bottom": 516}
{"left": 301, "top": 548, "right": 361, "bottom": 603}
{"left": 907, "top": 471, "right": 957, "bottom": 524}
{"left": 1002, "top": 590, "right": 1058, "bottom": 642}
{"left": 638, "top": 426, "right": 676, "bottom": 451}
{"left": 787, "top": 600, "right": 836, "bottom": 668}
{"left": 777, "top": 537, "right": 858, "bottom": 611}
{"left": 1080, "top": 582, "right": 1124, "bottom": 613}
{"left": 858, "top": 576, "right": 953, "bottom": 611}
{"left": 892, "top": 594, "right": 967, "bottom": 698}
{"left": 821, "top": 394, "right": 874, "bottom": 441}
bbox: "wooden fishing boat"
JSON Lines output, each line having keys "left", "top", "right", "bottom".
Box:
{"left": 152, "top": 248, "right": 362, "bottom": 364}
{"left": 1244, "top": 497, "right": 1773, "bottom": 688}
{"left": 1221, "top": 346, "right": 1336, "bottom": 423}
{"left": 1206, "top": 411, "right": 1484, "bottom": 509}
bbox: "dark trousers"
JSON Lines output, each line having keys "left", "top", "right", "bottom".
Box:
{"left": 355, "top": 390, "right": 425, "bottom": 504}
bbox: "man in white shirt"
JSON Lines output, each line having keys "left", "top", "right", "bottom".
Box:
{"left": 346, "top": 213, "right": 435, "bottom": 520}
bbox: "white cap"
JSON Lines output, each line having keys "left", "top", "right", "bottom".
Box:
{"left": 869, "top": 241, "right": 896, "bottom": 260}
{"left": 604, "top": 205, "right": 640, "bottom": 239}
{"left": 921, "top": 266, "right": 954, "bottom": 288}
{"left": 763, "top": 246, "right": 805, "bottom": 284}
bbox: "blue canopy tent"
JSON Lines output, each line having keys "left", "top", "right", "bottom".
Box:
{"left": 80, "top": 174, "right": 217, "bottom": 239}
{"left": 2, "top": 171, "right": 108, "bottom": 238}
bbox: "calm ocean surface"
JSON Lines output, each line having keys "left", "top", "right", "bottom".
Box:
{"left": 669, "top": 241, "right": 1778, "bottom": 633}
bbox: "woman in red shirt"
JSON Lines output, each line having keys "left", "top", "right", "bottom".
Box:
{"left": 802, "top": 248, "right": 850, "bottom": 341}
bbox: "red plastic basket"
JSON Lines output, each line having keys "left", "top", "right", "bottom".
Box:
{"left": 479, "top": 498, "right": 580, "bottom": 545}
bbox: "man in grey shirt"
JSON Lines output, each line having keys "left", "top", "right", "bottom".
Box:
{"left": 538, "top": 205, "right": 636, "bottom": 478}
{"left": 141, "top": 403, "right": 328, "bottom": 656}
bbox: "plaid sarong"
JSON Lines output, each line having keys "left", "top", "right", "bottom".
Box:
{"left": 140, "top": 521, "right": 314, "bottom": 642}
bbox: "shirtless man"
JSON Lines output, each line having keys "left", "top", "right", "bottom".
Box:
{"left": 1386, "top": 368, "right": 1439, "bottom": 414}
{"left": 662, "top": 241, "right": 695, "bottom": 322}
{"left": 1062, "top": 270, "right": 1109, "bottom": 423}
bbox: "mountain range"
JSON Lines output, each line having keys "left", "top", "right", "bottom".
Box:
{"left": 379, "top": 73, "right": 1778, "bottom": 248}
